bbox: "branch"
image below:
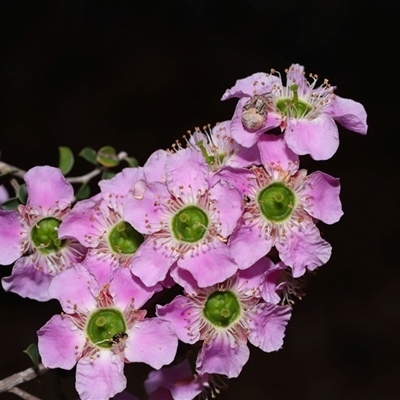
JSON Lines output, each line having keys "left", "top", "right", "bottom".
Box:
{"left": 66, "top": 168, "right": 102, "bottom": 183}
{"left": 0, "top": 363, "right": 48, "bottom": 393}
{"left": 65, "top": 151, "right": 128, "bottom": 184}
{"left": 0, "top": 161, "right": 26, "bottom": 179}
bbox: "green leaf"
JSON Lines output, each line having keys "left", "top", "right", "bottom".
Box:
{"left": 97, "top": 146, "right": 119, "bottom": 168}
{"left": 2, "top": 197, "right": 20, "bottom": 210}
{"left": 76, "top": 183, "right": 91, "bottom": 200}
{"left": 124, "top": 157, "right": 139, "bottom": 168}
{"left": 58, "top": 146, "right": 74, "bottom": 175}
{"left": 18, "top": 183, "right": 27, "bottom": 204}
{"left": 101, "top": 170, "right": 115, "bottom": 180}
{"left": 79, "top": 147, "right": 98, "bottom": 165}
{"left": 23, "top": 343, "right": 40, "bottom": 368}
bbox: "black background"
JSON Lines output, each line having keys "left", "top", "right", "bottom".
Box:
{"left": 1, "top": 1, "right": 399, "bottom": 399}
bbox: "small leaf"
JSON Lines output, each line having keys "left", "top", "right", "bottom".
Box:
{"left": 124, "top": 157, "right": 139, "bottom": 168}
{"left": 2, "top": 197, "right": 20, "bottom": 210}
{"left": 101, "top": 170, "right": 115, "bottom": 180}
{"left": 79, "top": 147, "right": 98, "bottom": 165}
{"left": 58, "top": 146, "right": 74, "bottom": 175}
{"left": 76, "top": 183, "right": 91, "bottom": 200}
{"left": 18, "top": 183, "right": 27, "bottom": 204}
{"left": 97, "top": 146, "right": 119, "bottom": 168}
{"left": 24, "top": 343, "right": 40, "bottom": 368}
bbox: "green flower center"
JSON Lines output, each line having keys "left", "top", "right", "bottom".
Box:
{"left": 276, "top": 84, "right": 313, "bottom": 118}
{"left": 171, "top": 206, "right": 208, "bottom": 243}
{"left": 86, "top": 308, "right": 127, "bottom": 348}
{"left": 258, "top": 182, "right": 295, "bottom": 222}
{"left": 109, "top": 221, "right": 144, "bottom": 254}
{"left": 31, "top": 217, "right": 65, "bottom": 254}
{"left": 203, "top": 290, "right": 241, "bottom": 327}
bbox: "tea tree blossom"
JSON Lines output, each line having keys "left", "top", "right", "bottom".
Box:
{"left": 124, "top": 147, "right": 243, "bottom": 288}
{"left": 58, "top": 168, "right": 145, "bottom": 285}
{"left": 185, "top": 121, "right": 260, "bottom": 173}
{"left": 221, "top": 134, "right": 343, "bottom": 277}
{"left": 38, "top": 264, "right": 178, "bottom": 400}
{"left": 222, "top": 63, "right": 367, "bottom": 160}
{"left": 0, "top": 166, "right": 86, "bottom": 301}
{"left": 256, "top": 259, "right": 308, "bottom": 306}
{"left": 157, "top": 261, "right": 292, "bottom": 378}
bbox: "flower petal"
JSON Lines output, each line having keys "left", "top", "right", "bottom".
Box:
{"left": 169, "top": 262, "right": 200, "bottom": 294}
{"left": 25, "top": 166, "right": 73, "bottom": 210}
{"left": 325, "top": 95, "right": 368, "bottom": 134}
{"left": 0, "top": 210, "right": 24, "bottom": 265}
{"left": 227, "top": 142, "right": 261, "bottom": 169}
{"left": 99, "top": 167, "right": 145, "bottom": 210}
{"left": 236, "top": 257, "right": 275, "bottom": 293}
{"left": 247, "top": 303, "right": 292, "bottom": 352}
{"left": 76, "top": 350, "right": 126, "bottom": 400}
{"left": 259, "top": 261, "right": 287, "bottom": 304}
{"left": 2, "top": 256, "right": 53, "bottom": 301}
{"left": 38, "top": 314, "right": 85, "bottom": 369}
{"left": 221, "top": 72, "right": 279, "bottom": 100}
{"left": 229, "top": 224, "right": 273, "bottom": 270}
{"left": 83, "top": 255, "right": 115, "bottom": 287}
{"left": 48, "top": 264, "right": 98, "bottom": 312}
{"left": 165, "top": 148, "right": 209, "bottom": 199}
{"left": 304, "top": 172, "right": 343, "bottom": 224}
{"left": 156, "top": 295, "right": 201, "bottom": 344}
{"left": 58, "top": 195, "right": 102, "bottom": 246}
{"left": 196, "top": 332, "right": 249, "bottom": 378}
{"left": 276, "top": 224, "right": 332, "bottom": 277}
{"left": 178, "top": 242, "right": 238, "bottom": 287}
{"left": 214, "top": 167, "right": 256, "bottom": 196}
{"left": 129, "top": 238, "right": 176, "bottom": 286}
{"left": 124, "top": 181, "right": 170, "bottom": 234}
{"left": 209, "top": 179, "right": 243, "bottom": 237}
{"left": 125, "top": 318, "right": 178, "bottom": 369}
{"left": 110, "top": 267, "right": 161, "bottom": 310}
{"left": 284, "top": 114, "right": 339, "bottom": 160}
{"left": 258, "top": 133, "right": 299, "bottom": 175}
{"left": 143, "top": 149, "right": 169, "bottom": 183}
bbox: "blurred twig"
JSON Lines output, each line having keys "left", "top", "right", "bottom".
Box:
{"left": 0, "top": 363, "right": 47, "bottom": 397}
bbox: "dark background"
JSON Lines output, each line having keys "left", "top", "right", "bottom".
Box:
{"left": 1, "top": 1, "right": 399, "bottom": 399}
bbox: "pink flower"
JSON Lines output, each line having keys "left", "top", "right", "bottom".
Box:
{"left": 157, "top": 261, "right": 292, "bottom": 379}
{"left": 124, "top": 147, "right": 243, "bottom": 288}
{"left": 0, "top": 166, "right": 86, "bottom": 301}
{"left": 222, "top": 63, "right": 367, "bottom": 160}
{"left": 186, "top": 121, "right": 260, "bottom": 173}
{"left": 218, "top": 134, "right": 343, "bottom": 277}
{"left": 38, "top": 264, "right": 178, "bottom": 400}
{"left": 58, "top": 168, "right": 146, "bottom": 285}
{"left": 257, "top": 260, "right": 308, "bottom": 306}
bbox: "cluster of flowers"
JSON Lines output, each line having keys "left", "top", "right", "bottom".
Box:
{"left": 0, "top": 64, "right": 367, "bottom": 400}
